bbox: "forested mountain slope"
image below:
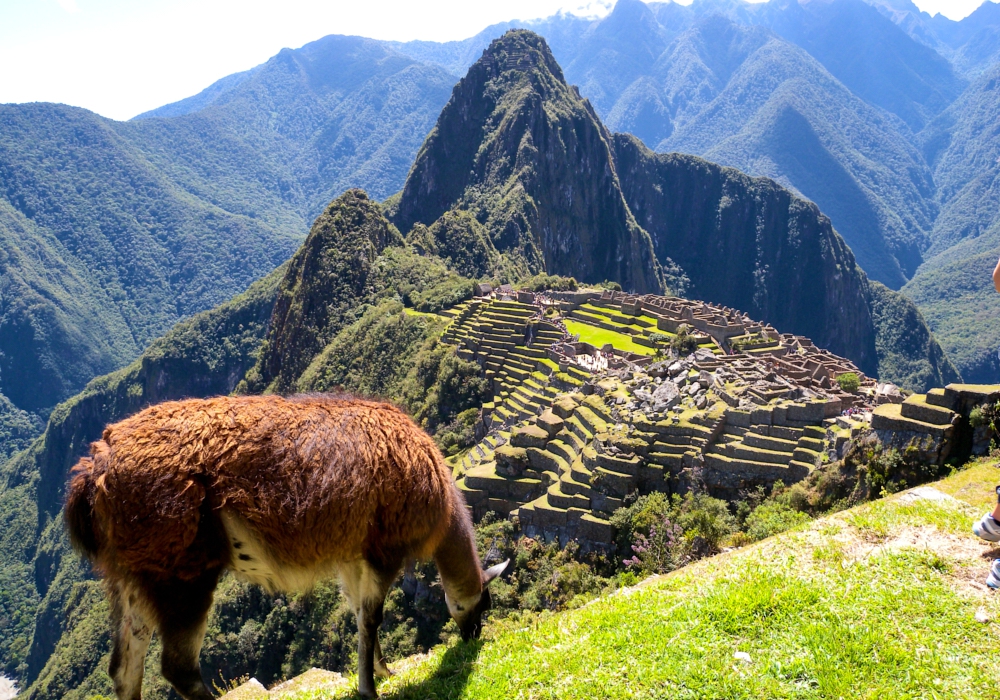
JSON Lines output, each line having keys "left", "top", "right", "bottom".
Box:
{"left": 866, "top": 0, "right": 1000, "bottom": 77}
{"left": 0, "top": 36, "right": 455, "bottom": 455}
{"left": 901, "top": 61, "right": 1000, "bottom": 382}
{"left": 0, "top": 32, "right": 961, "bottom": 696}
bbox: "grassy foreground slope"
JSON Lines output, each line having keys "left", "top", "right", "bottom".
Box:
{"left": 232, "top": 460, "right": 1000, "bottom": 699}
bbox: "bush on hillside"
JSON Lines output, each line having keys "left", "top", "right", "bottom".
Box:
{"left": 836, "top": 372, "right": 860, "bottom": 393}
{"left": 671, "top": 324, "right": 699, "bottom": 356}
{"left": 743, "top": 501, "right": 811, "bottom": 542}
{"left": 517, "top": 273, "right": 578, "bottom": 292}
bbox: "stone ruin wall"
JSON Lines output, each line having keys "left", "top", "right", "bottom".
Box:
{"left": 438, "top": 286, "right": 996, "bottom": 553}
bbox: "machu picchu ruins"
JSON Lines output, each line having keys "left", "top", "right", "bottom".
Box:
{"left": 412, "top": 286, "right": 1000, "bottom": 551}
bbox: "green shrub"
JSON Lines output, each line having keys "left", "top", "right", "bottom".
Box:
{"left": 836, "top": 372, "right": 860, "bottom": 393}
{"left": 969, "top": 405, "right": 987, "bottom": 428}
{"left": 517, "top": 273, "right": 578, "bottom": 292}
{"left": 671, "top": 324, "right": 699, "bottom": 356}
{"left": 610, "top": 492, "right": 674, "bottom": 554}
{"left": 674, "top": 492, "right": 736, "bottom": 552}
{"left": 622, "top": 516, "right": 682, "bottom": 574}
{"left": 744, "top": 501, "right": 811, "bottom": 541}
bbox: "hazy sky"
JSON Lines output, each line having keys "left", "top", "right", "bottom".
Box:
{"left": 0, "top": 0, "right": 993, "bottom": 121}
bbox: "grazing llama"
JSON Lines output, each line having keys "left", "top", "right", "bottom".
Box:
{"left": 65, "top": 395, "right": 507, "bottom": 699}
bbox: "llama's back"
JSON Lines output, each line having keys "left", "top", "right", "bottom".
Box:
{"left": 81, "top": 395, "right": 457, "bottom": 582}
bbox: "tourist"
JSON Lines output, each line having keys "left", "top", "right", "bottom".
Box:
{"left": 973, "top": 486, "right": 1000, "bottom": 588}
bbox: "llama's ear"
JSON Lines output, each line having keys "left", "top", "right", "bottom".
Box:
{"left": 483, "top": 559, "right": 509, "bottom": 585}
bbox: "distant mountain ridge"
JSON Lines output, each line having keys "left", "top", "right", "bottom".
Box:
{"left": 2, "top": 0, "right": 999, "bottom": 462}
{"left": 0, "top": 35, "right": 455, "bottom": 445}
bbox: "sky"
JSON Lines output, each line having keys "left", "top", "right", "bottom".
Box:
{"left": 0, "top": 0, "right": 993, "bottom": 121}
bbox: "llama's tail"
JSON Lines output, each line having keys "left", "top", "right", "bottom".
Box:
{"left": 65, "top": 444, "right": 106, "bottom": 559}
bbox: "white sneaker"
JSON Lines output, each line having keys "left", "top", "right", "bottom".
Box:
{"left": 973, "top": 513, "right": 1000, "bottom": 542}
{"left": 988, "top": 560, "right": 1000, "bottom": 590}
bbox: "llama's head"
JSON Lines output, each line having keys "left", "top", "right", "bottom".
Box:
{"left": 447, "top": 559, "right": 509, "bottom": 641}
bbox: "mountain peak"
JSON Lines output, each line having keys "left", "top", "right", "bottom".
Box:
{"left": 475, "top": 29, "right": 565, "bottom": 81}
{"left": 388, "top": 29, "right": 664, "bottom": 294}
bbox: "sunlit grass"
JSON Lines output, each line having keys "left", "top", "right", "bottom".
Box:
{"left": 265, "top": 463, "right": 1000, "bottom": 699}
{"left": 563, "top": 319, "right": 658, "bottom": 356}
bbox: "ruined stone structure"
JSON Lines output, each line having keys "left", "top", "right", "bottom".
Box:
{"left": 873, "top": 384, "right": 1000, "bottom": 465}
{"left": 441, "top": 288, "right": 877, "bottom": 550}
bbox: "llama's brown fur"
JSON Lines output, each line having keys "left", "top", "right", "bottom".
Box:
{"left": 66, "top": 394, "right": 501, "bottom": 700}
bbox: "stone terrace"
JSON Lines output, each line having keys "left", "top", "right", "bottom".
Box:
{"left": 440, "top": 287, "right": 880, "bottom": 551}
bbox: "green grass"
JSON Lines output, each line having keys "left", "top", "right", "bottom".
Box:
{"left": 563, "top": 320, "right": 657, "bottom": 356}
{"left": 250, "top": 461, "right": 1000, "bottom": 699}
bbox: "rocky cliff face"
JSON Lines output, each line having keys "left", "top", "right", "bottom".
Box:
{"left": 389, "top": 30, "right": 664, "bottom": 293}
{"left": 611, "top": 133, "right": 879, "bottom": 374}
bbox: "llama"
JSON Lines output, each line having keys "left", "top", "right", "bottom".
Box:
{"left": 64, "top": 394, "right": 507, "bottom": 699}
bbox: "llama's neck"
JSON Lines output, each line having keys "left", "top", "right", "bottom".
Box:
{"left": 433, "top": 504, "right": 483, "bottom": 608}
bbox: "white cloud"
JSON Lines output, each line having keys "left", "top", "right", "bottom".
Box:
{"left": 913, "top": 0, "right": 996, "bottom": 20}
{"left": 55, "top": 0, "right": 80, "bottom": 13}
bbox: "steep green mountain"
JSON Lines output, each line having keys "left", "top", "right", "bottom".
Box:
{"left": 866, "top": 0, "right": 1000, "bottom": 77}
{"left": 611, "top": 134, "right": 876, "bottom": 370}
{"left": 387, "top": 31, "right": 664, "bottom": 294}
{"left": 0, "top": 36, "right": 456, "bottom": 459}
{"left": 924, "top": 61, "right": 1000, "bottom": 252}
{"left": 655, "top": 16, "right": 935, "bottom": 288}
{"left": 128, "top": 35, "right": 456, "bottom": 216}
{"left": 0, "top": 104, "right": 295, "bottom": 416}
{"left": 392, "top": 0, "right": 942, "bottom": 288}
{"left": 898, "top": 61, "right": 1000, "bottom": 382}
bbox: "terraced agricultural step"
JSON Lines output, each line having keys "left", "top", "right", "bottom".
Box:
{"left": 797, "top": 436, "right": 825, "bottom": 452}
{"left": 591, "top": 466, "right": 636, "bottom": 497}
{"left": 743, "top": 432, "right": 798, "bottom": 453}
{"left": 802, "top": 425, "right": 826, "bottom": 440}
{"left": 576, "top": 512, "right": 614, "bottom": 544}
{"left": 559, "top": 428, "right": 586, "bottom": 454}
{"left": 647, "top": 450, "right": 686, "bottom": 468}
{"left": 570, "top": 456, "right": 593, "bottom": 485}
{"left": 900, "top": 394, "right": 956, "bottom": 426}
{"left": 728, "top": 443, "right": 796, "bottom": 465}
{"left": 559, "top": 471, "right": 593, "bottom": 498}
{"left": 521, "top": 496, "right": 571, "bottom": 528}
{"left": 704, "top": 453, "right": 811, "bottom": 484}
{"left": 792, "top": 447, "right": 821, "bottom": 465}
{"left": 566, "top": 416, "right": 595, "bottom": 444}
{"left": 925, "top": 387, "right": 953, "bottom": 409}
{"left": 547, "top": 482, "right": 590, "bottom": 510}
{"left": 526, "top": 447, "right": 569, "bottom": 475}
{"left": 546, "top": 439, "right": 578, "bottom": 465}
{"left": 574, "top": 406, "right": 608, "bottom": 435}
{"left": 768, "top": 425, "right": 804, "bottom": 441}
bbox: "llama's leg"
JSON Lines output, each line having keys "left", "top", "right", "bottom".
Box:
{"left": 149, "top": 568, "right": 222, "bottom": 700}
{"left": 340, "top": 560, "right": 400, "bottom": 698}
{"left": 373, "top": 634, "right": 393, "bottom": 679}
{"left": 108, "top": 583, "right": 153, "bottom": 700}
